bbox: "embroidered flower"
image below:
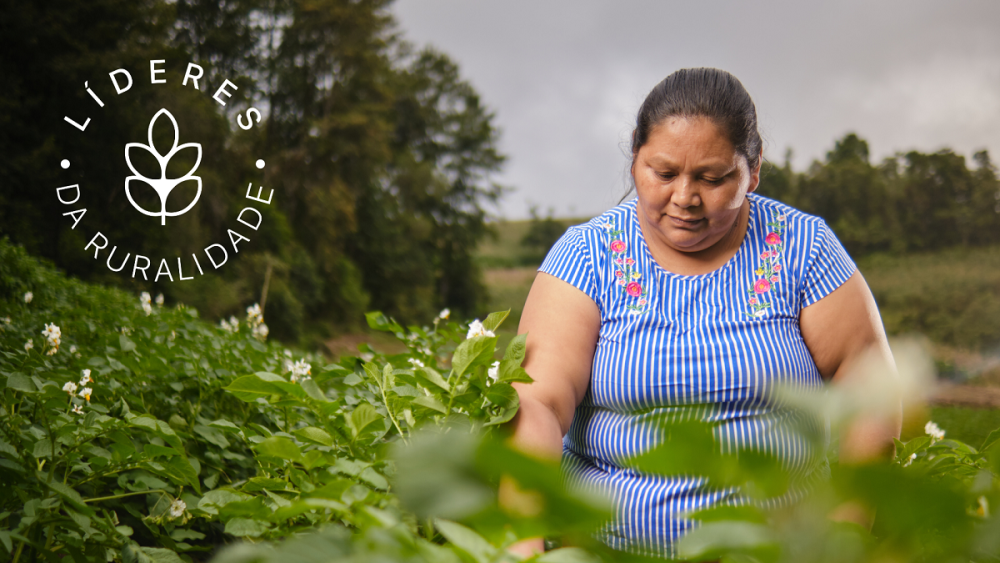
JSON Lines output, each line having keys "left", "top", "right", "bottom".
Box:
{"left": 638, "top": 299, "right": 647, "bottom": 306}
{"left": 615, "top": 271, "right": 624, "bottom": 278}
{"left": 625, "top": 258, "right": 635, "bottom": 266}
{"left": 625, "top": 282, "right": 642, "bottom": 297}
{"left": 745, "top": 209, "right": 788, "bottom": 319}
{"left": 617, "top": 279, "right": 626, "bottom": 286}
{"left": 631, "top": 272, "right": 641, "bottom": 280}
{"left": 610, "top": 240, "right": 627, "bottom": 253}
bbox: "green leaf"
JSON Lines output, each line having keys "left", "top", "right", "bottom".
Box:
{"left": 365, "top": 311, "right": 404, "bottom": 333}
{"left": 293, "top": 426, "right": 334, "bottom": 447}
{"left": 199, "top": 489, "right": 252, "bottom": 515}
{"left": 451, "top": 336, "right": 497, "bottom": 379}
{"left": 503, "top": 332, "right": 527, "bottom": 363}
{"left": 224, "top": 517, "right": 271, "bottom": 538}
{"left": 253, "top": 436, "right": 303, "bottom": 463}
{"left": 413, "top": 395, "right": 448, "bottom": 414}
{"left": 194, "top": 424, "right": 231, "bottom": 449}
{"left": 119, "top": 334, "right": 137, "bottom": 352}
{"left": 43, "top": 478, "right": 94, "bottom": 515}
{"left": 498, "top": 363, "right": 533, "bottom": 384}
{"left": 224, "top": 372, "right": 292, "bottom": 402}
{"left": 537, "top": 548, "right": 604, "bottom": 563}
{"left": 348, "top": 403, "right": 382, "bottom": 438}
{"left": 981, "top": 428, "right": 1000, "bottom": 453}
{"left": 435, "top": 519, "right": 497, "bottom": 563}
{"left": 416, "top": 366, "right": 450, "bottom": 391}
{"left": 485, "top": 382, "right": 519, "bottom": 408}
{"left": 165, "top": 456, "right": 201, "bottom": 494}
{"left": 299, "top": 378, "right": 329, "bottom": 402}
{"left": 138, "top": 547, "right": 185, "bottom": 563}
{"left": 481, "top": 310, "right": 510, "bottom": 333}
{"left": 676, "top": 521, "right": 777, "bottom": 560}
{"left": 6, "top": 374, "right": 36, "bottom": 393}
{"left": 209, "top": 419, "right": 241, "bottom": 433}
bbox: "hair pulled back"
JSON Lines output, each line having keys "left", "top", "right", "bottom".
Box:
{"left": 631, "top": 68, "right": 762, "bottom": 171}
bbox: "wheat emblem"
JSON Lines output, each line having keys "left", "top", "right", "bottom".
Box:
{"left": 125, "top": 109, "right": 202, "bottom": 225}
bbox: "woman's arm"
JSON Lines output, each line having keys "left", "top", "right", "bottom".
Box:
{"left": 799, "top": 270, "right": 901, "bottom": 526}
{"left": 503, "top": 271, "right": 601, "bottom": 555}
{"left": 800, "top": 270, "right": 902, "bottom": 461}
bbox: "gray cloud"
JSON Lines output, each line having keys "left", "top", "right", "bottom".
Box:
{"left": 392, "top": 0, "right": 1000, "bottom": 219}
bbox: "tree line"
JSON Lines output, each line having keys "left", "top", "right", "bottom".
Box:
{"left": 757, "top": 134, "right": 1000, "bottom": 256}
{"left": 1, "top": 0, "right": 505, "bottom": 344}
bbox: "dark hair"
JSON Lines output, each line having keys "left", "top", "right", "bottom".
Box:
{"left": 630, "top": 67, "right": 762, "bottom": 173}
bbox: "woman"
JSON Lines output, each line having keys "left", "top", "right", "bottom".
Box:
{"left": 508, "top": 68, "right": 900, "bottom": 558}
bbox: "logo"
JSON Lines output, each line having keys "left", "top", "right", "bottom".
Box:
{"left": 55, "top": 60, "right": 272, "bottom": 283}
{"left": 125, "top": 109, "right": 202, "bottom": 225}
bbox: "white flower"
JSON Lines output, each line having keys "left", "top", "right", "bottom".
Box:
{"left": 903, "top": 453, "right": 916, "bottom": 467}
{"left": 155, "top": 293, "right": 164, "bottom": 306}
{"left": 1, "top": 316, "right": 10, "bottom": 325}
{"left": 408, "top": 358, "right": 425, "bottom": 368}
{"left": 69, "top": 345, "right": 77, "bottom": 354}
{"left": 139, "top": 292, "right": 151, "bottom": 305}
{"left": 24, "top": 339, "right": 33, "bottom": 352}
{"left": 925, "top": 420, "right": 945, "bottom": 442}
{"left": 42, "top": 323, "right": 61, "bottom": 342}
{"left": 246, "top": 303, "right": 263, "bottom": 326}
{"left": 169, "top": 499, "right": 186, "bottom": 519}
{"left": 46, "top": 347, "right": 58, "bottom": 356}
{"left": 80, "top": 387, "right": 93, "bottom": 402}
{"left": 252, "top": 322, "right": 269, "bottom": 341}
{"left": 63, "top": 381, "right": 78, "bottom": 396}
{"left": 71, "top": 404, "right": 84, "bottom": 415}
{"left": 488, "top": 360, "right": 500, "bottom": 382}
{"left": 220, "top": 316, "right": 239, "bottom": 333}
{"left": 289, "top": 359, "right": 311, "bottom": 383}
{"left": 79, "top": 369, "right": 92, "bottom": 386}
{"left": 360, "top": 352, "right": 375, "bottom": 362}
{"left": 24, "top": 291, "right": 33, "bottom": 303}
{"left": 436, "top": 308, "right": 450, "bottom": 321}
{"left": 599, "top": 221, "right": 614, "bottom": 232}
{"left": 141, "top": 301, "right": 153, "bottom": 316}
{"left": 466, "top": 319, "right": 495, "bottom": 339}
{"left": 978, "top": 496, "right": 990, "bottom": 518}
{"left": 284, "top": 349, "right": 293, "bottom": 358}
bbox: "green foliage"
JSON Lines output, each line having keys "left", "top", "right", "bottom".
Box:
{"left": 2, "top": 0, "right": 506, "bottom": 343}
{"left": 5, "top": 237, "right": 1000, "bottom": 562}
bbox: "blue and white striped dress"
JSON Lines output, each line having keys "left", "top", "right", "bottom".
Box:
{"left": 538, "top": 193, "right": 857, "bottom": 557}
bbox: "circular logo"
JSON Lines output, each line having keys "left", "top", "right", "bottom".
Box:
{"left": 56, "top": 60, "right": 271, "bottom": 283}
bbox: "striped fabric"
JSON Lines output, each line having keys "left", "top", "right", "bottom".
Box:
{"left": 538, "top": 193, "right": 857, "bottom": 558}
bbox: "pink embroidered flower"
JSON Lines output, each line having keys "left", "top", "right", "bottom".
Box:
{"left": 765, "top": 232, "right": 782, "bottom": 245}
{"left": 615, "top": 270, "right": 624, "bottom": 278}
{"left": 777, "top": 215, "right": 786, "bottom": 222}
{"left": 638, "top": 298, "right": 647, "bottom": 305}
{"left": 749, "top": 297, "right": 758, "bottom": 305}
{"left": 773, "top": 264, "right": 782, "bottom": 272}
{"left": 625, "top": 282, "right": 642, "bottom": 297}
{"left": 760, "top": 251, "right": 770, "bottom": 259}
{"left": 617, "top": 279, "right": 626, "bottom": 286}
{"left": 615, "top": 257, "right": 624, "bottom": 265}
{"left": 610, "top": 240, "right": 627, "bottom": 253}
{"left": 770, "top": 276, "right": 779, "bottom": 283}
{"left": 753, "top": 279, "right": 771, "bottom": 294}
{"left": 625, "top": 258, "right": 635, "bottom": 266}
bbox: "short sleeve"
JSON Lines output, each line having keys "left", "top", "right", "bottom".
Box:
{"left": 799, "top": 220, "right": 857, "bottom": 307}
{"left": 538, "top": 226, "right": 601, "bottom": 305}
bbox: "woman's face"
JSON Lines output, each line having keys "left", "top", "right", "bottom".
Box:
{"left": 631, "top": 115, "right": 760, "bottom": 254}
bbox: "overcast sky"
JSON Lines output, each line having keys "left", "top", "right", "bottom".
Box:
{"left": 391, "top": 0, "right": 1000, "bottom": 220}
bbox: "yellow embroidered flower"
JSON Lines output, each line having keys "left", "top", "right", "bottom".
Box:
{"left": 631, "top": 272, "right": 641, "bottom": 280}
{"left": 755, "top": 268, "right": 764, "bottom": 276}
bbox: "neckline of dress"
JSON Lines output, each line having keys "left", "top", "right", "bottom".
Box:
{"left": 631, "top": 194, "right": 757, "bottom": 281}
